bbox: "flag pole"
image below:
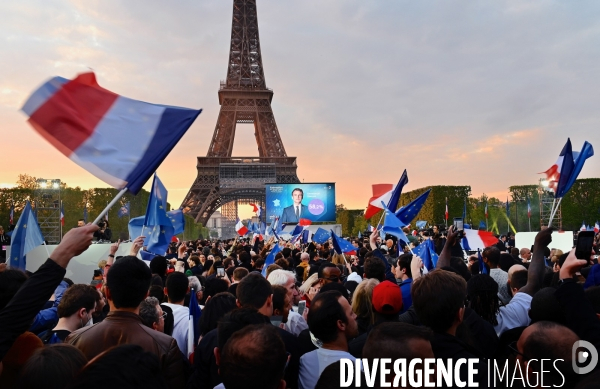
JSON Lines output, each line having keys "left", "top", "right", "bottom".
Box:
{"left": 548, "top": 198, "right": 563, "bottom": 228}
{"left": 92, "top": 187, "right": 128, "bottom": 225}
{"left": 60, "top": 200, "right": 63, "bottom": 240}
{"left": 42, "top": 241, "right": 50, "bottom": 257}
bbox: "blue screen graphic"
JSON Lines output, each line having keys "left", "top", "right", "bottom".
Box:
{"left": 265, "top": 183, "right": 336, "bottom": 223}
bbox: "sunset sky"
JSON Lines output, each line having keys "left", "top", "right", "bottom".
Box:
{"left": 1, "top": 1, "right": 599, "bottom": 220}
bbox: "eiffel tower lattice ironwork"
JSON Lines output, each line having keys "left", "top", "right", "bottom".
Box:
{"left": 181, "top": 0, "right": 299, "bottom": 237}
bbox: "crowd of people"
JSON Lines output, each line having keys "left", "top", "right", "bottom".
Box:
{"left": 0, "top": 222, "right": 599, "bottom": 388}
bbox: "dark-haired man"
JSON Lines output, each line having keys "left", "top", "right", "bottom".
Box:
{"left": 66, "top": 256, "right": 187, "bottom": 388}
{"left": 38, "top": 284, "right": 98, "bottom": 344}
{"left": 218, "top": 325, "right": 289, "bottom": 389}
{"left": 482, "top": 246, "right": 511, "bottom": 304}
{"left": 395, "top": 253, "right": 413, "bottom": 313}
{"left": 163, "top": 271, "right": 191, "bottom": 356}
{"left": 281, "top": 188, "right": 309, "bottom": 223}
{"left": 299, "top": 290, "right": 358, "bottom": 389}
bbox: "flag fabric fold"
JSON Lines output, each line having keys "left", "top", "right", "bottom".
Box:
{"left": 381, "top": 203, "right": 409, "bottom": 244}
{"left": 262, "top": 244, "right": 283, "bottom": 277}
{"left": 364, "top": 183, "right": 394, "bottom": 219}
{"left": 236, "top": 219, "right": 248, "bottom": 236}
{"left": 60, "top": 202, "right": 65, "bottom": 226}
{"left": 414, "top": 239, "right": 438, "bottom": 271}
{"left": 9, "top": 204, "right": 14, "bottom": 225}
{"left": 187, "top": 288, "right": 202, "bottom": 361}
{"left": 9, "top": 201, "right": 45, "bottom": 270}
{"left": 330, "top": 231, "right": 356, "bottom": 255}
{"left": 395, "top": 189, "right": 431, "bottom": 226}
{"left": 143, "top": 174, "right": 174, "bottom": 256}
{"left": 543, "top": 138, "right": 594, "bottom": 198}
{"left": 312, "top": 228, "right": 331, "bottom": 244}
{"left": 21, "top": 72, "right": 202, "bottom": 195}
{"left": 461, "top": 229, "right": 499, "bottom": 251}
{"left": 386, "top": 170, "right": 409, "bottom": 213}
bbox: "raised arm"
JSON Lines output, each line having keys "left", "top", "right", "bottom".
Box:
{"left": 437, "top": 226, "right": 458, "bottom": 269}
{"left": 519, "top": 228, "right": 553, "bottom": 297}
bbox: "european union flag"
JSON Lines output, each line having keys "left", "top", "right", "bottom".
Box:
{"left": 387, "top": 170, "right": 409, "bottom": 213}
{"left": 262, "top": 244, "right": 283, "bottom": 277}
{"left": 128, "top": 215, "right": 144, "bottom": 239}
{"left": 382, "top": 202, "right": 409, "bottom": 244}
{"left": 415, "top": 220, "right": 427, "bottom": 229}
{"left": 259, "top": 222, "right": 266, "bottom": 235}
{"left": 143, "top": 174, "right": 174, "bottom": 255}
{"left": 414, "top": 239, "right": 438, "bottom": 271}
{"left": 313, "top": 227, "right": 330, "bottom": 244}
{"left": 167, "top": 209, "right": 185, "bottom": 235}
{"left": 144, "top": 174, "right": 170, "bottom": 227}
{"left": 479, "top": 220, "right": 486, "bottom": 230}
{"left": 395, "top": 189, "right": 431, "bottom": 225}
{"left": 118, "top": 202, "right": 130, "bottom": 218}
{"left": 9, "top": 201, "right": 44, "bottom": 270}
{"left": 331, "top": 230, "right": 357, "bottom": 254}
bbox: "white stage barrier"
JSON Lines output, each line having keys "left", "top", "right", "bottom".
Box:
{"left": 515, "top": 231, "right": 574, "bottom": 253}
{"left": 8, "top": 242, "right": 134, "bottom": 285}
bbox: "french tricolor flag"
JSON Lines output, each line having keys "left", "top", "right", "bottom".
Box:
{"left": 21, "top": 73, "right": 201, "bottom": 194}
{"left": 461, "top": 229, "right": 499, "bottom": 251}
{"left": 236, "top": 218, "right": 248, "bottom": 236}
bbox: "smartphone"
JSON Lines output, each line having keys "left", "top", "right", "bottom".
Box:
{"left": 576, "top": 231, "right": 595, "bottom": 260}
{"left": 453, "top": 217, "right": 464, "bottom": 238}
{"left": 217, "top": 267, "right": 225, "bottom": 277}
{"left": 270, "top": 315, "right": 283, "bottom": 327}
{"left": 297, "top": 300, "right": 306, "bottom": 316}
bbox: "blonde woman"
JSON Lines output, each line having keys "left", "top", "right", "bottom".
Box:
{"left": 298, "top": 273, "right": 320, "bottom": 309}
{"left": 351, "top": 278, "right": 380, "bottom": 335}
{"left": 551, "top": 249, "right": 564, "bottom": 272}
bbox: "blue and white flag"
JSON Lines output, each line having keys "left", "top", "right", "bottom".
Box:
{"left": 262, "top": 244, "right": 283, "bottom": 277}
{"left": 9, "top": 201, "right": 44, "bottom": 270}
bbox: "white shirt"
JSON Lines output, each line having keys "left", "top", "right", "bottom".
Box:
{"left": 285, "top": 310, "right": 308, "bottom": 336}
{"left": 299, "top": 348, "right": 355, "bottom": 389}
{"left": 494, "top": 292, "right": 532, "bottom": 336}
{"left": 490, "top": 268, "right": 511, "bottom": 305}
{"left": 163, "top": 303, "right": 189, "bottom": 356}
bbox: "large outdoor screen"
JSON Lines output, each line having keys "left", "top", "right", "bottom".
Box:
{"left": 265, "top": 183, "right": 336, "bottom": 224}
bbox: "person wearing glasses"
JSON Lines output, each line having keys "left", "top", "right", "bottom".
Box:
{"left": 139, "top": 296, "right": 166, "bottom": 333}
{"left": 317, "top": 263, "right": 343, "bottom": 286}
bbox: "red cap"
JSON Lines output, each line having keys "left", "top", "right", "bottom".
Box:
{"left": 372, "top": 281, "right": 403, "bottom": 314}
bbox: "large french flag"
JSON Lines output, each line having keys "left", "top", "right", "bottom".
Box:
{"left": 21, "top": 73, "right": 202, "bottom": 194}
{"left": 462, "top": 229, "right": 499, "bottom": 251}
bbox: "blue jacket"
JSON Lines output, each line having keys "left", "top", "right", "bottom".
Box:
{"left": 29, "top": 280, "right": 68, "bottom": 334}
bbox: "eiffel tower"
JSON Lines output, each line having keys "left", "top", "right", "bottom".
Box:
{"left": 181, "top": 0, "right": 300, "bottom": 237}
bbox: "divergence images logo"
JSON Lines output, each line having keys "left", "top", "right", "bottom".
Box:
{"left": 572, "top": 340, "right": 598, "bottom": 375}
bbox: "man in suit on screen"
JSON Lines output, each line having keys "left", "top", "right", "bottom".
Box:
{"left": 280, "top": 187, "right": 309, "bottom": 223}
